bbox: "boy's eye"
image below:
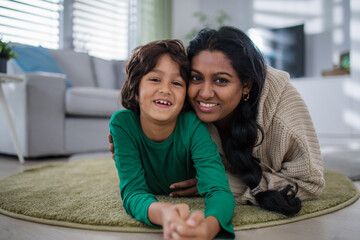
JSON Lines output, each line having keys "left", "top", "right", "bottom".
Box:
{"left": 172, "top": 81, "right": 184, "bottom": 87}
{"left": 149, "top": 78, "right": 160, "bottom": 82}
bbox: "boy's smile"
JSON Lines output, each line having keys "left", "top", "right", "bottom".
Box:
{"left": 138, "top": 53, "right": 186, "bottom": 128}
{"left": 154, "top": 99, "right": 173, "bottom": 107}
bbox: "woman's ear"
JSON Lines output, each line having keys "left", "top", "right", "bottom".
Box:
{"left": 243, "top": 79, "right": 253, "bottom": 95}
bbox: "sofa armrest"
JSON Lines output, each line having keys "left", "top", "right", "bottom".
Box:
{"left": 0, "top": 72, "right": 67, "bottom": 157}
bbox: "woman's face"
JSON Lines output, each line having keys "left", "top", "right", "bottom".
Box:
{"left": 188, "top": 50, "right": 252, "bottom": 125}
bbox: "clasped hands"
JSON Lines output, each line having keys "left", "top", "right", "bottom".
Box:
{"left": 161, "top": 203, "right": 213, "bottom": 240}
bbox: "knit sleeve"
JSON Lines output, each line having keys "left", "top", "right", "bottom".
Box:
{"left": 189, "top": 116, "right": 235, "bottom": 239}
{"left": 109, "top": 112, "right": 159, "bottom": 227}
{"left": 244, "top": 82, "right": 325, "bottom": 202}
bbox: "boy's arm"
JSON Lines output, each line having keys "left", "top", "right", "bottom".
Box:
{"left": 110, "top": 115, "right": 159, "bottom": 226}
{"left": 190, "top": 119, "right": 236, "bottom": 239}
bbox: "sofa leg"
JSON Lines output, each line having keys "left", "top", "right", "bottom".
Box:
{"left": 0, "top": 82, "right": 25, "bottom": 164}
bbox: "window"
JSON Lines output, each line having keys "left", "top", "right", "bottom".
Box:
{"left": 0, "top": 0, "right": 61, "bottom": 49}
{"left": 0, "top": 0, "right": 132, "bottom": 60}
{"left": 72, "top": 0, "right": 129, "bottom": 60}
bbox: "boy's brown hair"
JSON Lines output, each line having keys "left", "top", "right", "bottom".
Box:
{"left": 121, "top": 39, "right": 190, "bottom": 114}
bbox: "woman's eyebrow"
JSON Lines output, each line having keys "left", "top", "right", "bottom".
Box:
{"left": 191, "top": 69, "right": 233, "bottom": 77}
{"left": 215, "top": 72, "right": 233, "bottom": 77}
{"left": 191, "top": 69, "right": 202, "bottom": 75}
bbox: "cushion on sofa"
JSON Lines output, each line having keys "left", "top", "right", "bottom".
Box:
{"left": 65, "top": 87, "right": 122, "bottom": 117}
{"left": 92, "top": 57, "right": 117, "bottom": 89}
{"left": 49, "top": 50, "right": 96, "bottom": 87}
{"left": 11, "top": 45, "right": 72, "bottom": 88}
{"left": 113, "top": 60, "right": 127, "bottom": 89}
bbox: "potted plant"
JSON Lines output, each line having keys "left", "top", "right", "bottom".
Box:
{"left": 0, "top": 39, "right": 17, "bottom": 73}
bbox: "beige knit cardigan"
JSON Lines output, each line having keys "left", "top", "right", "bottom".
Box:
{"left": 207, "top": 66, "right": 325, "bottom": 204}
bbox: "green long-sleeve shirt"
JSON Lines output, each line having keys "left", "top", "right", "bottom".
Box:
{"left": 109, "top": 110, "right": 235, "bottom": 238}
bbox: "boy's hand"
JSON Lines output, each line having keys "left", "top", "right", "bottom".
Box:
{"left": 168, "top": 212, "right": 219, "bottom": 240}
{"left": 162, "top": 204, "right": 190, "bottom": 239}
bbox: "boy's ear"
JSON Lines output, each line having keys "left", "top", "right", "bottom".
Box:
{"left": 243, "top": 79, "right": 253, "bottom": 95}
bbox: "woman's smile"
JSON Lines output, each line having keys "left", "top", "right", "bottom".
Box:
{"left": 197, "top": 101, "right": 219, "bottom": 112}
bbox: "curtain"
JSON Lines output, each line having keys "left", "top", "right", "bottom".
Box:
{"left": 136, "top": 0, "right": 172, "bottom": 47}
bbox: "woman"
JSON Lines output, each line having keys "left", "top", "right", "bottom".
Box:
{"left": 109, "top": 26, "right": 325, "bottom": 217}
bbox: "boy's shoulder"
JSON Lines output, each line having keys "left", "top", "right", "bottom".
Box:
{"left": 179, "top": 110, "right": 199, "bottom": 121}
{"left": 178, "top": 110, "right": 203, "bottom": 128}
{"left": 110, "top": 109, "right": 137, "bottom": 124}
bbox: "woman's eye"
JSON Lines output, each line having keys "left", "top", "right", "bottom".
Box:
{"left": 215, "top": 78, "right": 229, "bottom": 84}
{"left": 191, "top": 75, "right": 202, "bottom": 82}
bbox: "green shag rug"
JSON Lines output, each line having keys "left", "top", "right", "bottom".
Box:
{"left": 0, "top": 158, "right": 359, "bottom": 232}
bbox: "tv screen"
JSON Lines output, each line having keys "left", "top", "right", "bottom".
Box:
{"left": 248, "top": 24, "right": 305, "bottom": 78}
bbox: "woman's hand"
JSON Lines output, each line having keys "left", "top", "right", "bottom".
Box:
{"left": 108, "top": 134, "right": 115, "bottom": 160}
{"left": 169, "top": 178, "right": 199, "bottom": 197}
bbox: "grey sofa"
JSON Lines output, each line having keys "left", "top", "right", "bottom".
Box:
{"left": 0, "top": 48, "right": 126, "bottom": 157}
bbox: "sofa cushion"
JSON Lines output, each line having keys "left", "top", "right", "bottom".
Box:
{"left": 113, "top": 60, "right": 127, "bottom": 89}
{"left": 66, "top": 87, "right": 122, "bottom": 117}
{"left": 92, "top": 57, "right": 116, "bottom": 89}
{"left": 11, "top": 45, "right": 72, "bottom": 88}
{"left": 49, "top": 50, "right": 96, "bottom": 87}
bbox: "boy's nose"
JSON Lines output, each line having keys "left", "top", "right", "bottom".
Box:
{"left": 159, "top": 83, "right": 171, "bottom": 95}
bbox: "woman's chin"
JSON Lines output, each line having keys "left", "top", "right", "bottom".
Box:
{"left": 194, "top": 111, "right": 219, "bottom": 123}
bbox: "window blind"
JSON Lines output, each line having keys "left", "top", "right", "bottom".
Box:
{"left": 72, "top": 0, "right": 129, "bottom": 60}
{"left": 0, "top": 0, "right": 61, "bottom": 49}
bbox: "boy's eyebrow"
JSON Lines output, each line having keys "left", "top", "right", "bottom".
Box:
{"left": 150, "top": 69, "right": 182, "bottom": 77}
{"left": 191, "top": 69, "right": 233, "bottom": 77}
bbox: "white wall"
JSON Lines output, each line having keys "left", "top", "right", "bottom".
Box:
{"left": 291, "top": 76, "right": 360, "bottom": 148}
{"left": 172, "top": 0, "right": 253, "bottom": 45}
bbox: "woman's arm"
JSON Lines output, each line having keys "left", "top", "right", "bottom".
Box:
{"left": 241, "top": 82, "right": 325, "bottom": 203}
{"left": 108, "top": 134, "right": 115, "bottom": 160}
{"left": 169, "top": 178, "right": 199, "bottom": 197}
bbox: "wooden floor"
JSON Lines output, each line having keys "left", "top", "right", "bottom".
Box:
{"left": 0, "top": 152, "right": 359, "bottom": 240}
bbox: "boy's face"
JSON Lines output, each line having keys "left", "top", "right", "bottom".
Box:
{"left": 138, "top": 53, "right": 186, "bottom": 125}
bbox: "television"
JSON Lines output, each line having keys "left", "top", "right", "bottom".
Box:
{"left": 248, "top": 24, "right": 305, "bottom": 78}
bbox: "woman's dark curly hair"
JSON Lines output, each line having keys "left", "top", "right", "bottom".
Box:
{"left": 121, "top": 39, "right": 190, "bottom": 114}
{"left": 187, "top": 26, "right": 301, "bottom": 216}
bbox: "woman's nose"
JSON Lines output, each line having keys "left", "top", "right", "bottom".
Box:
{"left": 199, "top": 82, "right": 214, "bottom": 99}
